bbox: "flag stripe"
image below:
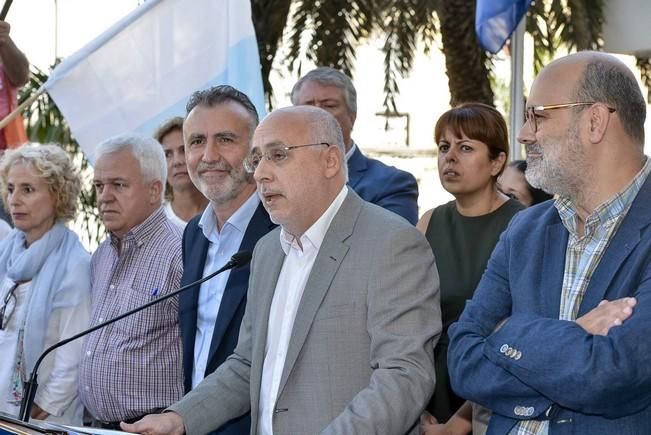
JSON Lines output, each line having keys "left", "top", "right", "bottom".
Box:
{"left": 44, "top": 0, "right": 265, "bottom": 164}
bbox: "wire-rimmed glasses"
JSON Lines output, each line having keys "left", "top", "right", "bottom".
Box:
{"left": 244, "top": 142, "right": 330, "bottom": 173}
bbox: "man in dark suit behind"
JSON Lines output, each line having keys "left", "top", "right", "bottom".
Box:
{"left": 178, "top": 85, "right": 275, "bottom": 435}
{"left": 291, "top": 67, "right": 419, "bottom": 224}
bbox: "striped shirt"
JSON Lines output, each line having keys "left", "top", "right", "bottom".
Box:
{"left": 79, "top": 207, "right": 184, "bottom": 422}
{"left": 511, "top": 157, "right": 651, "bottom": 435}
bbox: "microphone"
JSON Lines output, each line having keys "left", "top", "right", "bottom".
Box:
{"left": 18, "top": 250, "right": 252, "bottom": 422}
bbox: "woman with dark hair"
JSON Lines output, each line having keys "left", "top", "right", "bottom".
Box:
{"left": 418, "top": 103, "right": 524, "bottom": 435}
{"left": 499, "top": 159, "right": 554, "bottom": 206}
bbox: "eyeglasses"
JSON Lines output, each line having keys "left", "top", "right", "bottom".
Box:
{"left": 525, "top": 102, "right": 616, "bottom": 133}
{"left": 0, "top": 281, "right": 20, "bottom": 330}
{"left": 244, "top": 142, "right": 330, "bottom": 173}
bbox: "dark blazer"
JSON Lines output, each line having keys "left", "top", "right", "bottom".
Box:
{"left": 347, "top": 145, "right": 419, "bottom": 225}
{"left": 179, "top": 202, "right": 275, "bottom": 435}
{"left": 448, "top": 175, "right": 651, "bottom": 434}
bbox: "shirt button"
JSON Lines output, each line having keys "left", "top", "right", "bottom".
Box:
{"left": 86, "top": 351, "right": 91, "bottom": 356}
{"left": 109, "top": 284, "right": 115, "bottom": 290}
{"left": 98, "top": 317, "right": 104, "bottom": 322}
{"left": 85, "top": 386, "right": 90, "bottom": 391}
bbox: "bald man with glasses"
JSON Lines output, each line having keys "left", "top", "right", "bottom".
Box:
{"left": 123, "top": 105, "right": 441, "bottom": 435}
{"left": 448, "top": 51, "right": 651, "bottom": 434}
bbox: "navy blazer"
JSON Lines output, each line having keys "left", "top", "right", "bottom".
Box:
{"left": 347, "top": 145, "right": 419, "bottom": 225}
{"left": 179, "top": 202, "right": 275, "bottom": 435}
{"left": 448, "top": 175, "right": 651, "bottom": 434}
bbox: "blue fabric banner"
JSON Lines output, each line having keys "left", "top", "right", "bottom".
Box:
{"left": 475, "top": 0, "right": 531, "bottom": 54}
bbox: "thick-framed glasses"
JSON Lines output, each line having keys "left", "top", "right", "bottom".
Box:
{"left": 525, "top": 102, "right": 616, "bottom": 133}
{"left": 244, "top": 142, "right": 330, "bottom": 173}
{"left": 0, "top": 281, "right": 20, "bottom": 330}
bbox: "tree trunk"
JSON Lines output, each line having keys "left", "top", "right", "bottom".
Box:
{"left": 250, "top": 0, "right": 293, "bottom": 109}
{"left": 437, "top": 0, "right": 494, "bottom": 106}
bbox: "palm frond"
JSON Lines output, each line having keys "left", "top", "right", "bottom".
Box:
{"left": 18, "top": 65, "right": 103, "bottom": 247}
{"left": 251, "top": 0, "right": 293, "bottom": 109}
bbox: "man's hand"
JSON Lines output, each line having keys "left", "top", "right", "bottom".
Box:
{"left": 30, "top": 403, "right": 49, "bottom": 420}
{"left": 576, "top": 297, "right": 637, "bottom": 336}
{"left": 120, "top": 412, "right": 185, "bottom": 435}
{"left": 0, "top": 21, "right": 11, "bottom": 46}
{"left": 419, "top": 406, "right": 472, "bottom": 435}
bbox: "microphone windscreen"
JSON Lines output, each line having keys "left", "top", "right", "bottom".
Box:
{"left": 231, "top": 250, "right": 252, "bottom": 268}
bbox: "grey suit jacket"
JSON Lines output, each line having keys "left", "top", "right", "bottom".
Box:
{"left": 170, "top": 190, "right": 441, "bottom": 435}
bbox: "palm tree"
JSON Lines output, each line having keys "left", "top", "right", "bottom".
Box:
{"left": 19, "top": 65, "right": 103, "bottom": 246}
{"left": 251, "top": 0, "right": 622, "bottom": 112}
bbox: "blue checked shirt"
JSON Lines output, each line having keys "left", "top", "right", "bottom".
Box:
{"left": 79, "top": 207, "right": 184, "bottom": 422}
{"left": 511, "top": 157, "right": 651, "bottom": 435}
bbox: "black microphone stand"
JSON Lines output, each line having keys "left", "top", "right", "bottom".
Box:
{"left": 18, "top": 251, "right": 251, "bottom": 422}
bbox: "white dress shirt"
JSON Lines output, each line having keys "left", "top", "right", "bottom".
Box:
{"left": 258, "top": 186, "right": 348, "bottom": 435}
{"left": 192, "top": 193, "right": 260, "bottom": 388}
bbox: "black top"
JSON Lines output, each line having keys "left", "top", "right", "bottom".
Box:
{"left": 425, "top": 198, "right": 524, "bottom": 422}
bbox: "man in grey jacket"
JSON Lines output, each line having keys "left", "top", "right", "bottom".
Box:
{"left": 122, "top": 106, "right": 441, "bottom": 435}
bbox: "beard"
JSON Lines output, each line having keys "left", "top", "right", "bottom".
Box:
{"left": 525, "top": 124, "right": 584, "bottom": 199}
{"left": 191, "top": 160, "right": 254, "bottom": 205}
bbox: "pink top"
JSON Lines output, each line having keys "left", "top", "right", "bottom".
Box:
{"left": 0, "top": 66, "right": 18, "bottom": 149}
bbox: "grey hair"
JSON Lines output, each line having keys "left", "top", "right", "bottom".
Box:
{"left": 291, "top": 67, "right": 357, "bottom": 114}
{"left": 307, "top": 107, "right": 348, "bottom": 180}
{"left": 185, "top": 85, "right": 259, "bottom": 138}
{"left": 574, "top": 52, "right": 646, "bottom": 146}
{"left": 0, "top": 144, "right": 82, "bottom": 221}
{"left": 95, "top": 134, "right": 167, "bottom": 195}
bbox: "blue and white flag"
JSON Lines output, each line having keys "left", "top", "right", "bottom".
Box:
{"left": 44, "top": 0, "right": 265, "bottom": 164}
{"left": 475, "top": 0, "right": 531, "bottom": 54}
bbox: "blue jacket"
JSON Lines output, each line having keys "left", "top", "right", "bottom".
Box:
{"left": 448, "top": 175, "right": 651, "bottom": 435}
{"left": 179, "top": 203, "right": 275, "bottom": 435}
{"left": 347, "top": 145, "right": 419, "bottom": 225}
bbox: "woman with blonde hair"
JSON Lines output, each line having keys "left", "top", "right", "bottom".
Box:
{"left": 154, "top": 117, "right": 208, "bottom": 227}
{"left": 0, "top": 144, "right": 90, "bottom": 424}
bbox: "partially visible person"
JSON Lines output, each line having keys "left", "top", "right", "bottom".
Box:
{"left": 291, "top": 66, "right": 420, "bottom": 224}
{"left": 154, "top": 117, "right": 208, "bottom": 227}
{"left": 0, "top": 144, "right": 90, "bottom": 424}
{"left": 0, "top": 216, "right": 10, "bottom": 239}
{"left": 121, "top": 105, "right": 440, "bottom": 435}
{"left": 449, "top": 51, "right": 651, "bottom": 434}
{"left": 79, "top": 134, "right": 184, "bottom": 429}
{"left": 418, "top": 103, "right": 523, "bottom": 435}
{"left": 0, "top": 20, "right": 29, "bottom": 150}
{"left": 178, "top": 85, "right": 276, "bottom": 435}
{"left": 499, "top": 159, "right": 553, "bottom": 207}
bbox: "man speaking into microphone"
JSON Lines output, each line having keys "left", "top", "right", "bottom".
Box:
{"left": 79, "top": 134, "right": 184, "bottom": 429}
{"left": 124, "top": 106, "right": 440, "bottom": 435}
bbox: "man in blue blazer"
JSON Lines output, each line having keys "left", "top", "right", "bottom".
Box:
{"left": 178, "top": 85, "right": 275, "bottom": 435}
{"left": 448, "top": 52, "right": 651, "bottom": 434}
{"left": 291, "top": 67, "right": 419, "bottom": 224}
